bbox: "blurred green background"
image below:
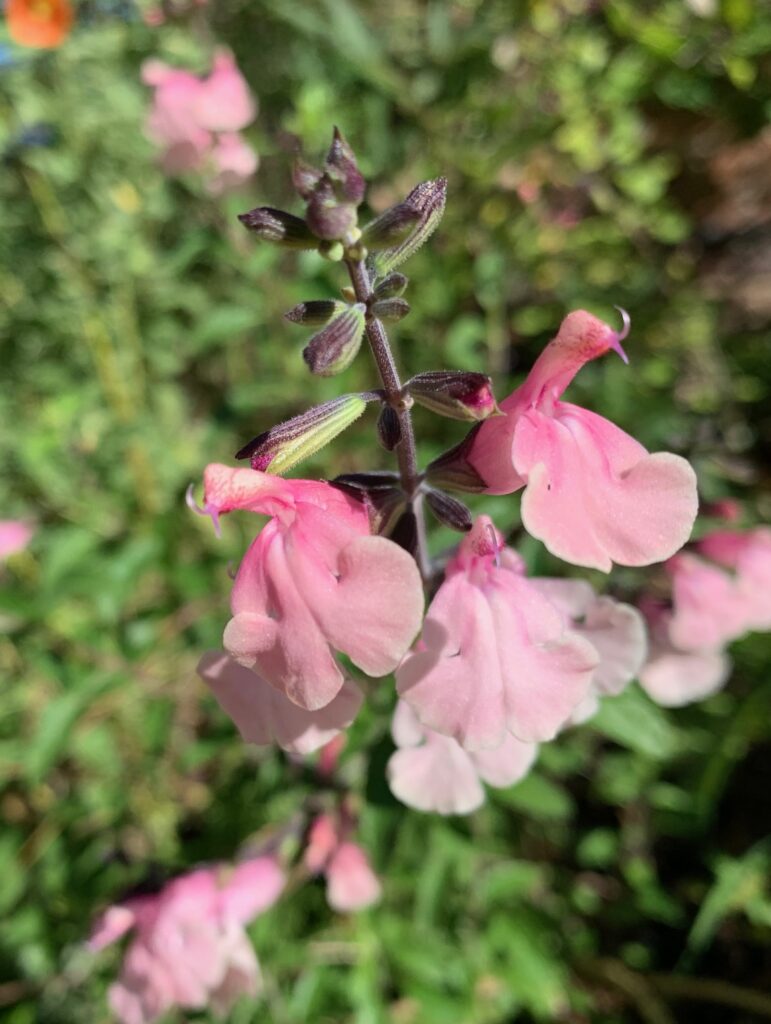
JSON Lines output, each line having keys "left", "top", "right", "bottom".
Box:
{"left": 1, "top": 0, "right": 770, "bottom": 1021}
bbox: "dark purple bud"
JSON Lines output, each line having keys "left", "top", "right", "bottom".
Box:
{"left": 238, "top": 207, "right": 317, "bottom": 249}
{"left": 306, "top": 179, "right": 358, "bottom": 241}
{"left": 377, "top": 405, "right": 402, "bottom": 451}
{"left": 424, "top": 489, "right": 473, "bottom": 533}
{"left": 331, "top": 471, "right": 401, "bottom": 492}
{"left": 424, "top": 426, "right": 487, "bottom": 493}
{"left": 389, "top": 508, "right": 418, "bottom": 558}
{"left": 303, "top": 304, "right": 366, "bottom": 376}
{"left": 330, "top": 473, "right": 406, "bottom": 536}
{"left": 284, "top": 300, "right": 347, "bottom": 326}
{"left": 292, "top": 159, "right": 324, "bottom": 200}
{"left": 369, "top": 178, "right": 447, "bottom": 277}
{"left": 370, "top": 297, "right": 410, "bottom": 324}
{"left": 373, "top": 273, "right": 409, "bottom": 300}
{"left": 235, "top": 394, "right": 369, "bottom": 474}
{"left": 407, "top": 370, "right": 499, "bottom": 421}
{"left": 361, "top": 204, "right": 421, "bottom": 250}
{"left": 324, "top": 127, "right": 366, "bottom": 204}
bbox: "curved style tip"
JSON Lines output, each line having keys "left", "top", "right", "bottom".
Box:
{"left": 186, "top": 483, "right": 222, "bottom": 538}
{"left": 611, "top": 306, "right": 631, "bottom": 364}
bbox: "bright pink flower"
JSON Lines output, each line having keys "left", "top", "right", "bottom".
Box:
{"left": 303, "top": 814, "right": 340, "bottom": 874}
{"left": 697, "top": 527, "right": 771, "bottom": 632}
{"left": 90, "top": 857, "right": 284, "bottom": 1024}
{"left": 638, "top": 603, "right": 731, "bottom": 707}
{"left": 467, "top": 311, "right": 698, "bottom": 571}
{"left": 529, "top": 577, "right": 648, "bottom": 723}
{"left": 194, "top": 49, "right": 256, "bottom": 133}
{"left": 396, "top": 517, "right": 598, "bottom": 750}
{"left": 665, "top": 551, "right": 748, "bottom": 651}
{"left": 0, "top": 520, "right": 34, "bottom": 560}
{"left": 197, "top": 651, "right": 362, "bottom": 755}
{"left": 197, "top": 465, "right": 423, "bottom": 711}
{"left": 141, "top": 61, "right": 211, "bottom": 173}
{"left": 325, "top": 843, "right": 382, "bottom": 913}
{"left": 387, "top": 700, "right": 537, "bottom": 815}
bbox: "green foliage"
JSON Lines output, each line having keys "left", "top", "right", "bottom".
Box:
{"left": 1, "top": 0, "right": 770, "bottom": 1021}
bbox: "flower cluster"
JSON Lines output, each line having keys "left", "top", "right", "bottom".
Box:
{"left": 141, "top": 49, "right": 257, "bottom": 194}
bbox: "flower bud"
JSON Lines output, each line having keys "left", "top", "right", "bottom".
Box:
{"left": 238, "top": 207, "right": 317, "bottom": 249}
{"left": 373, "top": 273, "right": 409, "bottom": 300}
{"left": 424, "top": 488, "right": 473, "bottom": 533}
{"left": 389, "top": 507, "right": 418, "bottom": 558}
{"left": 377, "top": 405, "right": 402, "bottom": 451}
{"left": 324, "top": 127, "right": 366, "bottom": 204}
{"left": 370, "top": 298, "right": 410, "bottom": 324}
{"left": 284, "top": 300, "right": 347, "bottom": 326}
{"left": 306, "top": 179, "right": 358, "bottom": 241}
{"left": 369, "top": 178, "right": 447, "bottom": 277}
{"left": 303, "top": 304, "right": 366, "bottom": 376}
{"left": 235, "top": 394, "right": 369, "bottom": 475}
{"left": 407, "top": 370, "right": 499, "bottom": 421}
{"left": 424, "top": 427, "right": 487, "bottom": 493}
{"left": 292, "top": 159, "right": 323, "bottom": 200}
{"left": 361, "top": 205, "right": 421, "bottom": 250}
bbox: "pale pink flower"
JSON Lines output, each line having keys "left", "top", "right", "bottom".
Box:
{"left": 396, "top": 517, "right": 598, "bottom": 750}
{"left": 697, "top": 527, "right": 771, "bottom": 632}
{"left": 638, "top": 602, "right": 731, "bottom": 708}
{"left": 303, "top": 815, "right": 381, "bottom": 912}
{"left": 0, "top": 520, "right": 34, "bottom": 560}
{"left": 141, "top": 50, "right": 257, "bottom": 192}
{"left": 325, "top": 843, "right": 382, "bottom": 913}
{"left": 90, "top": 857, "right": 284, "bottom": 1024}
{"left": 529, "top": 577, "right": 648, "bottom": 723}
{"left": 467, "top": 310, "right": 698, "bottom": 571}
{"left": 197, "top": 651, "right": 362, "bottom": 755}
{"left": 196, "top": 465, "right": 424, "bottom": 711}
{"left": 387, "top": 700, "right": 537, "bottom": 815}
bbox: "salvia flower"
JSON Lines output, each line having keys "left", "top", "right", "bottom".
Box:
{"left": 467, "top": 310, "right": 699, "bottom": 571}
{"left": 396, "top": 516, "right": 599, "bottom": 750}
{"left": 303, "top": 815, "right": 381, "bottom": 912}
{"left": 0, "top": 520, "right": 34, "bottom": 560}
{"left": 387, "top": 700, "right": 537, "bottom": 815}
{"left": 89, "top": 857, "right": 285, "bottom": 1024}
{"left": 696, "top": 527, "right": 771, "bottom": 632}
{"left": 197, "top": 465, "right": 424, "bottom": 710}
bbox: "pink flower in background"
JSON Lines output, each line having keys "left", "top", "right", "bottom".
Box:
{"left": 665, "top": 551, "right": 747, "bottom": 651}
{"left": 197, "top": 651, "right": 362, "bottom": 755}
{"left": 467, "top": 310, "right": 698, "bottom": 571}
{"left": 141, "top": 49, "right": 257, "bottom": 192}
{"left": 529, "top": 577, "right": 647, "bottom": 723}
{"left": 697, "top": 527, "right": 771, "bottom": 632}
{"left": 196, "top": 465, "right": 423, "bottom": 711}
{"left": 387, "top": 700, "right": 537, "bottom": 815}
{"left": 89, "top": 857, "right": 284, "bottom": 1024}
{"left": 303, "top": 815, "right": 381, "bottom": 912}
{"left": 638, "top": 601, "right": 731, "bottom": 708}
{"left": 396, "top": 516, "right": 598, "bottom": 750}
{"left": 0, "top": 520, "right": 33, "bottom": 560}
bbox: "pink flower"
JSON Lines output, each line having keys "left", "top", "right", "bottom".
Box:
{"left": 396, "top": 517, "right": 598, "bottom": 750}
{"left": 387, "top": 700, "right": 537, "bottom": 815}
{"left": 665, "top": 551, "right": 748, "bottom": 651}
{"left": 141, "top": 50, "right": 257, "bottom": 192}
{"left": 303, "top": 815, "right": 381, "bottom": 912}
{"left": 528, "top": 578, "right": 648, "bottom": 723}
{"left": 196, "top": 465, "right": 424, "bottom": 711}
{"left": 697, "top": 527, "right": 771, "bottom": 632}
{"left": 197, "top": 650, "right": 362, "bottom": 755}
{"left": 638, "top": 602, "right": 731, "bottom": 708}
{"left": 467, "top": 310, "right": 698, "bottom": 571}
{"left": 0, "top": 520, "right": 34, "bottom": 560}
{"left": 90, "top": 857, "right": 284, "bottom": 1024}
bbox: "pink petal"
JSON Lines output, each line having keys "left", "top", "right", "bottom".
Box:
{"left": 0, "top": 520, "right": 34, "bottom": 560}
{"left": 198, "top": 651, "right": 361, "bottom": 754}
{"left": 699, "top": 527, "right": 771, "bottom": 631}
{"left": 667, "top": 553, "right": 747, "bottom": 651}
{"left": 514, "top": 404, "right": 698, "bottom": 571}
{"left": 88, "top": 905, "right": 136, "bottom": 952}
{"left": 578, "top": 596, "right": 647, "bottom": 696}
{"left": 195, "top": 49, "right": 256, "bottom": 133}
{"left": 219, "top": 856, "right": 285, "bottom": 924}
{"left": 207, "top": 132, "right": 258, "bottom": 195}
{"left": 325, "top": 843, "right": 382, "bottom": 912}
{"left": 470, "top": 733, "right": 538, "bottom": 788}
{"left": 208, "top": 924, "right": 262, "bottom": 1017}
{"left": 313, "top": 535, "right": 424, "bottom": 678}
{"left": 467, "top": 396, "right": 526, "bottom": 495}
{"left": 304, "top": 814, "right": 339, "bottom": 874}
{"left": 639, "top": 646, "right": 731, "bottom": 707}
{"left": 528, "top": 577, "right": 596, "bottom": 620}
